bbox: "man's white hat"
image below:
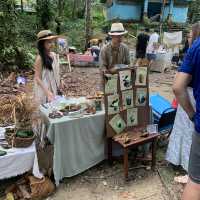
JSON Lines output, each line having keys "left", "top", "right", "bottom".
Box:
{"left": 108, "top": 23, "right": 128, "bottom": 36}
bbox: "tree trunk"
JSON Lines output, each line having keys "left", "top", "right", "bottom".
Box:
{"left": 72, "top": 0, "right": 78, "bottom": 19}
{"left": 20, "top": 0, "right": 24, "bottom": 12}
{"left": 85, "top": 0, "right": 92, "bottom": 50}
{"left": 58, "top": 0, "right": 65, "bottom": 16}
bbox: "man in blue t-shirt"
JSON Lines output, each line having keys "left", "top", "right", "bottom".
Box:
{"left": 173, "top": 22, "right": 200, "bottom": 200}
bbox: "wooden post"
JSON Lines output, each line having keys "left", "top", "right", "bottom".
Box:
{"left": 124, "top": 148, "right": 129, "bottom": 180}
{"left": 107, "top": 138, "right": 113, "bottom": 165}
{"left": 151, "top": 139, "right": 157, "bottom": 171}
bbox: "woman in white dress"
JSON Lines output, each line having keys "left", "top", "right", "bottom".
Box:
{"left": 33, "top": 30, "right": 61, "bottom": 176}
{"left": 34, "top": 30, "right": 61, "bottom": 104}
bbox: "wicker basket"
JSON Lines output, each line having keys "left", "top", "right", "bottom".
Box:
{"left": 5, "top": 129, "right": 35, "bottom": 148}
{"left": 29, "top": 176, "right": 55, "bottom": 199}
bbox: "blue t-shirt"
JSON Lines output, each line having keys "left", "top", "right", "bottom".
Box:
{"left": 179, "top": 37, "right": 200, "bottom": 133}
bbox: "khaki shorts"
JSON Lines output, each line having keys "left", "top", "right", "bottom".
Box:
{"left": 188, "top": 132, "right": 200, "bottom": 184}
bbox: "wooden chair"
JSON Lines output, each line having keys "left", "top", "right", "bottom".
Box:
{"left": 108, "top": 131, "right": 159, "bottom": 180}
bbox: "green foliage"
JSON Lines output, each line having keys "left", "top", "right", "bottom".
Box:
{"left": 62, "top": 2, "right": 107, "bottom": 51}
{"left": 143, "top": 16, "right": 159, "bottom": 28}
{"left": 17, "top": 13, "right": 37, "bottom": 42}
{"left": 0, "top": 0, "right": 18, "bottom": 69}
{"left": 129, "top": 23, "right": 139, "bottom": 36}
{"left": 63, "top": 19, "right": 85, "bottom": 51}
{"left": 0, "top": 0, "right": 34, "bottom": 70}
{"left": 92, "top": 3, "right": 106, "bottom": 29}
{"left": 63, "top": 0, "right": 85, "bottom": 19}
{"left": 36, "top": 0, "right": 56, "bottom": 29}
{"left": 0, "top": 0, "right": 108, "bottom": 70}
{"left": 188, "top": 0, "right": 200, "bottom": 23}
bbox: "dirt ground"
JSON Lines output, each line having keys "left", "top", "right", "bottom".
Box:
{"left": 149, "top": 70, "right": 176, "bottom": 102}
{"left": 0, "top": 67, "right": 185, "bottom": 200}
{"left": 48, "top": 163, "right": 169, "bottom": 200}
{"left": 45, "top": 150, "right": 184, "bottom": 200}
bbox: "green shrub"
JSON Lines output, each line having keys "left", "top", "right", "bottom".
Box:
{"left": 0, "top": 1, "right": 35, "bottom": 70}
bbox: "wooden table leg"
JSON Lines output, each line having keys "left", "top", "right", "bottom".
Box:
{"left": 108, "top": 138, "right": 113, "bottom": 165}
{"left": 124, "top": 148, "right": 129, "bottom": 180}
{"left": 151, "top": 139, "right": 157, "bottom": 171}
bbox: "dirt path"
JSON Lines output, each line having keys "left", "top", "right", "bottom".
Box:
{"left": 47, "top": 161, "right": 170, "bottom": 200}
{"left": 149, "top": 70, "right": 176, "bottom": 102}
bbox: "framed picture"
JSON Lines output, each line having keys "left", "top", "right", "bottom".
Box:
{"left": 104, "top": 74, "right": 118, "bottom": 94}
{"left": 127, "top": 108, "right": 138, "bottom": 127}
{"left": 107, "top": 94, "right": 120, "bottom": 115}
{"left": 119, "top": 70, "right": 132, "bottom": 91}
{"left": 135, "top": 67, "right": 147, "bottom": 86}
{"left": 122, "top": 90, "right": 134, "bottom": 110}
{"left": 109, "top": 114, "right": 126, "bottom": 134}
{"left": 135, "top": 88, "right": 147, "bottom": 106}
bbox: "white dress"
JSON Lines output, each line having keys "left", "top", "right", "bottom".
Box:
{"left": 166, "top": 87, "right": 195, "bottom": 171}
{"left": 33, "top": 53, "right": 60, "bottom": 142}
{"left": 33, "top": 52, "right": 60, "bottom": 175}
{"left": 34, "top": 52, "right": 60, "bottom": 105}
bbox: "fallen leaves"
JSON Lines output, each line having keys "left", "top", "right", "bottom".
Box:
{"left": 61, "top": 68, "right": 102, "bottom": 97}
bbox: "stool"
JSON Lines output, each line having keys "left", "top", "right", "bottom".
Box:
{"left": 108, "top": 131, "right": 159, "bottom": 179}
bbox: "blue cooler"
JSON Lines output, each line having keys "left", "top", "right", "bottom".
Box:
{"left": 149, "top": 93, "right": 176, "bottom": 133}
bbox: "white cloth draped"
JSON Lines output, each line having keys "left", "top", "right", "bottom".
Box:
{"left": 166, "top": 88, "right": 195, "bottom": 171}
{"left": 0, "top": 143, "right": 42, "bottom": 180}
{"left": 163, "top": 31, "right": 182, "bottom": 46}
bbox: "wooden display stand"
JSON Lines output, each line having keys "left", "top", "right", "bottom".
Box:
{"left": 103, "top": 66, "right": 159, "bottom": 179}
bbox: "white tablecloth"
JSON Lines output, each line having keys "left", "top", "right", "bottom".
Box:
{"left": 150, "top": 52, "right": 173, "bottom": 72}
{"left": 0, "top": 143, "right": 42, "bottom": 180}
{"left": 40, "top": 106, "right": 106, "bottom": 186}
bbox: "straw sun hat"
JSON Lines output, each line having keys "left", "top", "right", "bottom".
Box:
{"left": 37, "top": 30, "right": 59, "bottom": 41}
{"left": 108, "top": 23, "right": 128, "bottom": 36}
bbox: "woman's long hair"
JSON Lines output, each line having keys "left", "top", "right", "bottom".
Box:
{"left": 37, "top": 40, "right": 53, "bottom": 70}
{"left": 192, "top": 22, "right": 200, "bottom": 43}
